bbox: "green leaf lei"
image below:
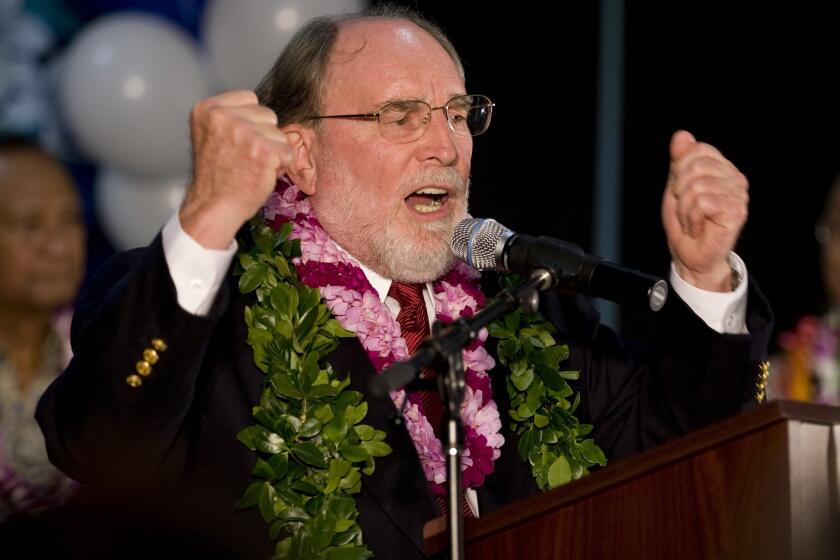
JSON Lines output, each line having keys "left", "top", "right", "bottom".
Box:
{"left": 490, "top": 275, "right": 607, "bottom": 489}
{"left": 235, "top": 218, "right": 386, "bottom": 559}
{"left": 234, "top": 220, "right": 606, "bottom": 558}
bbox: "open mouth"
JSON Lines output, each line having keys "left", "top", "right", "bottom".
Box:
{"left": 405, "top": 187, "right": 449, "bottom": 214}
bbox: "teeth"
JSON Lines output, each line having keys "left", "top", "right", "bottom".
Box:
{"left": 414, "top": 187, "right": 447, "bottom": 195}
{"left": 407, "top": 187, "right": 447, "bottom": 213}
{"left": 413, "top": 197, "right": 444, "bottom": 213}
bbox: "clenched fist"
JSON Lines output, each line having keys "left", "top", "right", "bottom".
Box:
{"left": 661, "top": 130, "right": 749, "bottom": 291}
{"left": 179, "top": 90, "right": 295, "bottom": 249}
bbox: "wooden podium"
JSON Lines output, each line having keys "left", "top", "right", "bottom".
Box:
{"left": 423, "top": 401, "right": 840, "bottom": 559}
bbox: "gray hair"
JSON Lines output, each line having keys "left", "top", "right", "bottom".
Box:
{"left": 255, "top": 4, "right": 464, "bottom": 128}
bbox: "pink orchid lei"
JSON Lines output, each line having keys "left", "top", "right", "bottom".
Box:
{"left": 263, "top": 178, "right": 504, "bottom": 493}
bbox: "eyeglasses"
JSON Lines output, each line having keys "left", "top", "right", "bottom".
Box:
{"left": 308, "top": 94, "right": 494, "bottom": 144}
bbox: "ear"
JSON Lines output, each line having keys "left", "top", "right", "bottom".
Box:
{"left": 281, "top": 124, "right": 318, "bottom": 195}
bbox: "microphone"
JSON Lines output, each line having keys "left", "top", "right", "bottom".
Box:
{"left": 450, "top": 218, "right": 668, "bottom": 312}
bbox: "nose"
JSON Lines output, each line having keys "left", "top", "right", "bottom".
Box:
{"left": 414, "top": 107, "right": 461, "bottom": 166}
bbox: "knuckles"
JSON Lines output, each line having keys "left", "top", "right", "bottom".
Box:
{"left": 195, "top": 107, "right": 272, "bottom": 161}
{"left": 204, "top": 105, "right": 230, "bottom": 135}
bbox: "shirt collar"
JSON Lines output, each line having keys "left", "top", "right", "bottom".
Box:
{"left": 355, "top": 259, "right": 393, "bottom": 304}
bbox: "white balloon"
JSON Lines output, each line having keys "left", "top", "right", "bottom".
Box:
{"left": 60, "top": 13, "right": 209, "bottom": 176}
{"left": 202, "top": 0, "right": 363, "bottom": 91}
{"left": 95, "top": 168, "right": 187, "bottom": 250}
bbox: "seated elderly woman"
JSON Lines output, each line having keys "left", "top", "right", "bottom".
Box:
{"left": 0, "top": 138, "right": 85, "bottom": 521}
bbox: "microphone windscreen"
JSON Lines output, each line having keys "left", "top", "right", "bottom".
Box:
{"left": 450, "top": 218, "right": 511, "bottom": 270}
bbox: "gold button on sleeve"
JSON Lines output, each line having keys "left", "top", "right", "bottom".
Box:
{"left": 143, "top": 348, "right": 159, "bottom": 365}
{"left": 126, "top": 374, "right": 142, "bottom": 388}
{"left": 151, "top": 338, "right": 168, "bottom": 352}
{"left": 136, "top": 361, "right": 152, "bottom": 377}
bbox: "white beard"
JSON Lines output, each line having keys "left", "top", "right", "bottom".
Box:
{"left": 311, "top": 147, "right": 469, "bottom": 283}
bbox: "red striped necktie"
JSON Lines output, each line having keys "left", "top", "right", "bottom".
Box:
{"left": 387, "top": 281, "right": 474, "bottom": 518}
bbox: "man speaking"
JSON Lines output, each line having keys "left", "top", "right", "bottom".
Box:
{"left": 37, "top": 5, "right": 771, "bottom": 558}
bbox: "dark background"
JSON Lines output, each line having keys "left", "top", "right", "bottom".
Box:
{"left": 411, "top": 1, "right": 840, "bottom": 341}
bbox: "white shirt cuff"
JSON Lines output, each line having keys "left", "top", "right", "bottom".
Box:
{"left": 669, "top": 252, "right": 749, "bottom": 334}
{"left": 161, "top": 212, "right": 237, "bottom": 316}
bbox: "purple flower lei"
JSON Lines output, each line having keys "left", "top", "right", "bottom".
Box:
{"left": 262, "top": 178, "right": 504, "bottom": 493}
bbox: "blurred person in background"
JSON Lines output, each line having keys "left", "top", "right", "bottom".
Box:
{"left": 769, "top": 173, "right": 840, "bottom": 404}
{"left": 0, "top": 137, "right": 84, "bottom": 523}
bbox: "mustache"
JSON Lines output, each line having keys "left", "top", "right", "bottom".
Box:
{"left": 401, "top": 167, "right": 468, "bottom": 195}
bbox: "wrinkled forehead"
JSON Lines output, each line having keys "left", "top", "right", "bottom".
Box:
{"left": 323, "top": 18, "right": 465, "bottom": 107}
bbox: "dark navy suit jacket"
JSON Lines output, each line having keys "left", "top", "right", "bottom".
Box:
{"left": 35, "top": 236, "right": 773, "bottom": 558}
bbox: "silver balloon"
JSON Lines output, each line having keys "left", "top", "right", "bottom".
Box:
{"left": 95, "top": 168, "right": 187, "bottom": 250}
{"left": 202, "top": 0, "right": 364, "bottom": 91}
{"left": 60, "top": 13, "right": 209, "bottom": 177}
